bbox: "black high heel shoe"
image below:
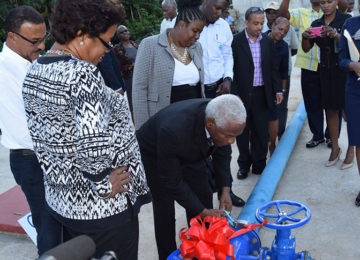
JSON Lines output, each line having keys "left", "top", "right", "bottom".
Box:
{"left": 355, "top": 192, "right": 360, "bottom": 207}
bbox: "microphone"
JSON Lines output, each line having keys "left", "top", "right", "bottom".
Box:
{"left": 38, "top": 235, "right": 96, "bottom": 260}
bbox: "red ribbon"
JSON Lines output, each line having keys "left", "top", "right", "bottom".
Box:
{"left": 179, "top": 216, "right": 267, "bottom": 260}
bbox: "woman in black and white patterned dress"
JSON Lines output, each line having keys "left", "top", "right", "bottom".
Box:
{"left": 22, "top": 0, "right": 151, "bottom": 259}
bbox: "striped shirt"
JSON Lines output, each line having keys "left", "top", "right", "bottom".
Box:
{"left": 245, "top": 29, "right": 264, "bottom": 86}
{"left": 290, "top": 8, "right": 323, "bottom": 71}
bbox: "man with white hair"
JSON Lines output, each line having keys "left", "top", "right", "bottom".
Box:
{"left": 136, "top": 95, "right": 246, "bottom": 260}
{"left": 160, "top": 0, "right": 177, "bottom": 33}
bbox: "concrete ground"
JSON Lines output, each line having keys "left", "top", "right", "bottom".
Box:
{"left": 1, "top": 63, "right": 360, "bottom": 260}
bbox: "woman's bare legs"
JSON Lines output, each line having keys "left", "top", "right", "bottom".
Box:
{"left": 269, "top": 120, "right": 279, "bottom": 156}
{"left": 326, "top": 109, "right": 341, "bottom": 161}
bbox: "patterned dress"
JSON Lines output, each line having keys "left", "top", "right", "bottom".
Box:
{"left": 22, "top": 56, "right": 151, "bottom": 223}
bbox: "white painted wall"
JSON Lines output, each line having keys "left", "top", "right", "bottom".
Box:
{"left": 232, "top": 0, "right": 359, "bottom": 32}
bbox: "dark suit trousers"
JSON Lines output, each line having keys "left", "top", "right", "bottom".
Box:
{"left": 301, "top": 69, "right": 325, "bottom": 141}
{"left": 236, "top": 86, "right": 269, "bottom": 172}
{"left": 142, "top": 158, "right": 213, "bottom": 260}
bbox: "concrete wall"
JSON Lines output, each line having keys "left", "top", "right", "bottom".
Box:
{"left": 232, "top": 0, "right": 359, "bottom": 32}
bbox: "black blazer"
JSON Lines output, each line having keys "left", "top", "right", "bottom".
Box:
{"left": 136, "top": 99, "right": 232, "bottom": 215}
{"left": 231, "top": 30, "right": 281, "bottom": 108}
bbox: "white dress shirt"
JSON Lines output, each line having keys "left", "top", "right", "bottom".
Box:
{"left": 199, "top": 18, "right": 234, "bottom": 84}
{"left": 0, "top": 43, "right": 33, "bottom": 149}
{"left": 160, "top": 17, "right": 177, "bottom": 34}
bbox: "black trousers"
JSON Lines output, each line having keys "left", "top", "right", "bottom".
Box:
{"left": 301, "top": 69, "right": 326, "bottom": 141}
{"left": 64, "top": 216, "right": 139, "bottom": 259}
{"left": 236, "top": 86, "right": 269, "bottom": 172}
{"left": 146, "top": 161, "right": 213, "bottom": 260}
{"left": 10, "top": 151, "right": 62, "bottom": 256}
{"left": 301, "top": 69, "right": 342, "bottom": 141}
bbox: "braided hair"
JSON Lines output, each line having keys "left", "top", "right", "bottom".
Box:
{"left": 175, "top": 0, "right": 205, "bottom": 26}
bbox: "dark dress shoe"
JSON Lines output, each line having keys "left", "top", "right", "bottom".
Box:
{"left": 230, "top": 190, "right": 245, "bottom": 207}
{"left": 355, "top": 192, "right": 360, "bottom": 207}
{"left": 306, "top": 138, "right": 324, "bottom": 148}
{"left": 252, "top": 169, "right": 262, "bottom": 175}
{"left": 237, "top": 168, "right": 248, "bottom": 180}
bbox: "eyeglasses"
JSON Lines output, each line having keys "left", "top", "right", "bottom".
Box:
{"left": 97, "top": 36, "right": 113, "bottom": 50}
{"left": 118, "top": 30, "right": 128, "bottom": 34}
{"left": 12, "top": 31, "right": 49, "bottom": 46}
{"left": 249, "top": 7, "right": 264, "bottom": 13}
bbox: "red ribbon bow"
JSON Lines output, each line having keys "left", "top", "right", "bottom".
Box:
{"left": 179, "top": 215, "right": 267, "bottom": 260}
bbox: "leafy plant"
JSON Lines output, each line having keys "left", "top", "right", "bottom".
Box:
{"left": 0, "top": 0, "right": 163, "bottom": 50}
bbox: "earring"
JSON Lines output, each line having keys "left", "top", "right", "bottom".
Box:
{"left": 80, "top": 41, "right": 84, "bottom": 46}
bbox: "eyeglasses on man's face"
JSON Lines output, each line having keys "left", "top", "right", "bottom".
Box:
{"left": 97, "top": 36, "right": 113, "bottom": 50}
{"left": 12, "top": 31, "right": 49, "bottom": 46}
{"left": 118, "top": 30, "right": 128, "bottom": 34}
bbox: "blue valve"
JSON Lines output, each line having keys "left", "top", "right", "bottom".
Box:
{"left": 255, "top": 200, "right": 311, "bottom": 229}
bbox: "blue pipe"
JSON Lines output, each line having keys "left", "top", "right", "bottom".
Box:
{"left": 237, "top": 100, "right": 307, "bottom": 224}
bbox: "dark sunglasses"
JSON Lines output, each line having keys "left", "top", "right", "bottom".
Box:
{"left": 97, "top": 36, "right": 113, "bottom": 50}
{"left": 12, "top": 31, "right": 49, "bottom": 46}
{"left": 249, "top": 7, "right": 264, "bottom": 13}
{"left": 118, "top": 30, "right": 128, "bottom": 34}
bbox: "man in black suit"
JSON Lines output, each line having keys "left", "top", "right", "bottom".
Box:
{"left": 231, "top": 7, "right": 283, "bottom": 179}
{"left": 136, "top": 95, "right": 246, "bottom": 260}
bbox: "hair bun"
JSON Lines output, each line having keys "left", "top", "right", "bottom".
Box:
{"left": 177, "top": 0, "right": 202, "bottom": 10}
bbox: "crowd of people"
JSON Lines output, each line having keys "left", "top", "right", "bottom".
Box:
{"left": 0, "top": 0, "right": 360, "bottom": 259}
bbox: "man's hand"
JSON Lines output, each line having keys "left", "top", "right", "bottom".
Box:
{"left": 109, "top": 166, "right": 132, "bottom": 197}
{"left": 216, "top": 78, "right": 231, "bottom": 96}
{"left": 219, "top": 187, "right": 232, "bottom": 212}
{"left": 276, "top": 93, "right": 284, "bottom": 105}
{"left": 199, "top": 208, "right": 225, "bottom": 218}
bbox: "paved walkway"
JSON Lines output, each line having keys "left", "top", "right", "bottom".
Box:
{"left": 1, "top": 64, "right": 359, "bottom": 259}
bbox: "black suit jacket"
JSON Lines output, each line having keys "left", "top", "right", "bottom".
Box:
{"left": 231, "top": 30, "right": 281, "bottom": 108}
{"left": 136, "top": 99, "right": 232, "bottom": 215}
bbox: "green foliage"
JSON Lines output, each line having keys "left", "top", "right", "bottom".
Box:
{"left": 0, "top": 0, "right": 56, "bottom": 50}
{"left": 0, "top": 0, "right": 162, "bottom": 50}
{"left": 120, "top": 0, "right": 162, "bottom": 43}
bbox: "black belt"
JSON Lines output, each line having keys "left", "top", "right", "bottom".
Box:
{"left": 204, "top": 78, "right": 223, "bottom": 88}
{"left": 10, "top": 149, "right": 35, "bottom": 156}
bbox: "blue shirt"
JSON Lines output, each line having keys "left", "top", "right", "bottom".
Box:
{"left": 266, "top": 31, "right": 289, "bottom": 80}
{"left": 339, "top": 16, "right": 360, "bottom": 95}
{"left": 275, "top": 39, "right": 289, "bottom": 80}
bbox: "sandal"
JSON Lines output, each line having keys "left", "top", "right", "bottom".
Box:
{"left": 355, "top": 192, "right": 360, "bottom": 207}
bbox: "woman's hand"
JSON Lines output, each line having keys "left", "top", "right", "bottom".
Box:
{"left": 321, "top": 25, "right": 337, "bottom": 38}
{"left": 302, "top": 28, "right": 316, "bottom": 39}
{"left": 349, "top": 62, "right": 360, "bottom": 77}
{"left": 109, "top": 166, "right": 133, "bottom": 197}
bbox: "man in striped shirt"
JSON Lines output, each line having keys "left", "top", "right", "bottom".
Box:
{"left": 232, "top": 7, "right": 283, "bottom": 179}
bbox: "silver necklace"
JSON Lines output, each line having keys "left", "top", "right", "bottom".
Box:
{"left": 46, "top": 49, "right": 73, "bottom": 56}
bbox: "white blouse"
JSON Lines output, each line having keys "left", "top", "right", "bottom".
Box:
{"left": 172, "top": 58, "right": 200, "bottom": 86}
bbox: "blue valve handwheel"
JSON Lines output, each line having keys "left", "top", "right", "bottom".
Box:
{"left": 255, "top": 200, "right": 311, "bottom": 230}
